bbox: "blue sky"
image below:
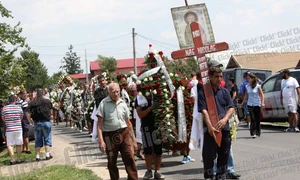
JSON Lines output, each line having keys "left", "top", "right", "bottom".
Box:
{"left": 2, "top": 0, "right": 300, "bottom": 75}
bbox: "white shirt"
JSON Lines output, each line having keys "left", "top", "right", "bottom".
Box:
{"left": 191, "top": 85, "right": 201, "bottom": 120}
{"left": 189, "top": 79, "right": 198, "bottom": 88}
{"left": 281, "top": 77, "right": 299, "bottom": 105}
{"left": 246, "top": 84, "right": 261, "bottom": 106}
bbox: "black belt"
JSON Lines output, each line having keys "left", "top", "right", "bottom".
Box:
{"left": 35, "top": 120, "right": 49, "bottom": 123}
{"left": 105, "top": 128, "right": 126, "bottom": 134}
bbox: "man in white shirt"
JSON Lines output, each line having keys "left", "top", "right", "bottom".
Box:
{"left": 189, "top": 72, "right": 198, "bottom": 88}
{"left": 280, "top": 69, "right": 300, "bottom": 132}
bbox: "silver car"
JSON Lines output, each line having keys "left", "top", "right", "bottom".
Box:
{"left": 261, "top": 69, "right": 300, "bottom": 122}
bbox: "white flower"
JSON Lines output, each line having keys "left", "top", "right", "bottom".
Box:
{"left": 164, "top": 94, "right": 168, "bottom": 98}
{"left": 166, "top": 114, "right": 171, "bottom": 118}
{"left": 162, "top": 75, "right": 165, "bottom": 79}
{"left": 163, "top": 88, "right": 168, "bottom": 92}
{"left": 167, "top": 122, "right": 171, "bottom": 126}
{"left": 179, "top": 86, "right": 185, "bottom": 91}
{"left": 163, "top": 82, "right": 167, "bottom": 86}
{"left": 175, "top": 74, "right": 178, "bottom": 77}
{"left": 166, "top": 100, "right": 170, "bottom": 104}
{"left": 169, "top": 73, "right": 174, "bottom": 77}
{"left": 138, "top": 92, "right": 143, "bottom": 96}
{"left": 145, "top": 92, "right": 150, "bottom": 96}
{"left": 166, "top": 108, "right": 169, "bottom": 111}
{"left": 143, "top": 78, "right": 148, "bottom": 82}
{"left": 136, "top": 80, "right": 141, "bottom": 85}
{"left": 152, "top": 90, "right": 157, "bottom": 95}
{"left": 149, "top": 77, "right": 153, "bottom": 81}
{"left": 168, "top": 129, "right": 172, "bottom": 132}
{"left": 153, "top": 50, "right": 157, "bottom": 54}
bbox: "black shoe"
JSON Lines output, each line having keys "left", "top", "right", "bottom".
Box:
{"left": 25, "top": 151, "right": 32, "bottom": 154}
{"left": 16, "top": 160, "right": 24, "bottom": 164}
{"left": 226, "top": 172, "right": 241, "bottom": 179}
{"left": 9, "top": 161, "right": 15, "bottom": 165}
{"left": 36, "top": 158, "right": 40, "bottom": 162}
{"left": 46, "top": 155, "right": 53, "bottom": 160}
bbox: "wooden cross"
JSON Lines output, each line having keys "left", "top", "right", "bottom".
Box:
{"left": 171, "top": 22, "right": 229, "bottom": 147}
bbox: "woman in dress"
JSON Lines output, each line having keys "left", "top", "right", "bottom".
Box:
{"left": 241, "top": 73, "right": 265, "bottom": 138}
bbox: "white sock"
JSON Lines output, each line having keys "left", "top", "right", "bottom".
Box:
{"left": 46, "top": 152, "right": 50, "bottom": 158}
{"left": 36, "top": 155, "right": 40, "bottom": 159}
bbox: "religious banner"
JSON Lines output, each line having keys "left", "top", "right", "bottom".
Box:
{"left": 171, "top": 3, "right": 215, "bottom": 49}
{"left": 171, "top": 21, "right": 229, "bottom": 147}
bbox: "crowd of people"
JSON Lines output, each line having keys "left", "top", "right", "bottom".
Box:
{"left": 1, "top": 60, "right": 299, "bottom": 180}
{"left": 0, "top": 88, "right": 53, "bottom": 165}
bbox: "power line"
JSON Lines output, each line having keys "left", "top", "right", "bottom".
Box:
{"left": 136, "top": 33, "right": 178, "bottom": 48}
{"left": 29, "top": 33, "right": 131, "bottom": 48}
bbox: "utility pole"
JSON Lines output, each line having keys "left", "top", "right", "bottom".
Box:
{"left": 185, "top": 0, "right": 188, "bottom": 6}
{"left": 132, "top": 28, "right": 137, "bottom": 74}
{"left": 85, "top": 49, "right": 89, "bottom": 83}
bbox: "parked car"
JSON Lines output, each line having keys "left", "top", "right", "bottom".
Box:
{"left": 261, "top": 69, "right": 300, "bottom": 122}
{"left": 223, "top": 68, "right": 272, "bottom": 120}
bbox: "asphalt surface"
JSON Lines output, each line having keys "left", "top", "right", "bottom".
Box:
{"left": 53, "top": 122, "right": 300, "bottom": 180}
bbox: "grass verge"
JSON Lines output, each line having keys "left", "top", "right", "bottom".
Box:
{"left": 1, "top": 165, "right": 102, "bottom": 180}
{"left": 0, "top": 143, "right": 42, "bottom": 166}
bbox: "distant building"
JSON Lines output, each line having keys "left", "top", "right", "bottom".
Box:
{"left": 90, "top": 57, "right": 146, "bottom": 77}
{"left": 69, "top": 74, "right": 91, "bottom": 84}
{"left": 226, "top": 52, "right": 300, "bottom": 73}
{"left": 69, "top": 57, "right": 147, "bottom": 82}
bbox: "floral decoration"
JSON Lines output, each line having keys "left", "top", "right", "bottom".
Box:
{"left": 50, "top": 91, "right": 59, "bottom": 109}
{"left": 170, "top": 72, "right": 194, "bottom": 151}
{"left": 136, "top": 49, "right": 177, "bottom": 144}
{"left": 71, "top": 85, "right": 83, "bottom": 122}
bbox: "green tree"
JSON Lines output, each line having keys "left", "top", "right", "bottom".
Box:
{"left": 48, "top": 71, "right": 63, "bottom": 88}
{"left": 98, "top": 55, "right": 117, "bottom": 73}
{"left": 20, "top": 50, "right": 49, "bottom": 91}
{"left": 0, "top": 2, "right": 28, "bottom": 99}
{"left": 165, "top": 57, "right": 198, "bottom": 77}
{"left": 60, "top": 45, "right": 83, "bottom": 74}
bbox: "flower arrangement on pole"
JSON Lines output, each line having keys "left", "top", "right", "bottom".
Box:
{"left": 136, "top": 46, "right": 177, "bottom": 144}
{"left": 71, "top": 85, "right": 84, "bottom": 123}
{"left": 170, "top": 72, "right": 194, "bottom": 151}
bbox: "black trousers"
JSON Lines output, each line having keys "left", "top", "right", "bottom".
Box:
{"left": 248, "top": 106, "right": 261, "bottom": 136}
{"left": 202, "top": 130, "right": 231, "bottom": 179}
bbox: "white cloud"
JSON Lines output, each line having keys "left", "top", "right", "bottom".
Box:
{"left": 3, "top": 0, "right": 168, "bottom": 35}
{"left": 160, "top": 31, "right": 177, "bottom": 40}
{"left": 214, "top": 12, "right": 233, "bottom": 25}
{"left": 236, "top": 9, "right": 256, "bottom": 25}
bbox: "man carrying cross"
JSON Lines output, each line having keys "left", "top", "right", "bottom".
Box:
{"left": 198, "top": 66, "right": 235, "bottom": 180}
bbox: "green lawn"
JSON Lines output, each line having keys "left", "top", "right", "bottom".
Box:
{"left": 0, "top": 143, "right": 40, "bottom": 166}
{"left": 1, "top": 165, "right": 102, "bottom": 180}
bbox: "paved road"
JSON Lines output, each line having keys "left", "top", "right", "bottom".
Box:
{"left": 53, "top": 122, "right": 300, "bottom": 180}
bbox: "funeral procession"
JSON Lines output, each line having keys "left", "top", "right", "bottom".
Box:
{"left": 1, "top": 0, "right": 300, "bottom": 180}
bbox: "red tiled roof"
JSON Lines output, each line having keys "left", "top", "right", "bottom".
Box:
{"left": 90, "top": 57, "right": 146, "bottom": 71}
{"left": 69, "top": 74, "right": 87, "bottom": 79}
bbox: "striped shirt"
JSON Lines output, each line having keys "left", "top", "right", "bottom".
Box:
{"left": 16, "top": 99, "right": 29, "bottom": 123}
{"left": 1, "top": 104, "right": 23, "bottom": 132}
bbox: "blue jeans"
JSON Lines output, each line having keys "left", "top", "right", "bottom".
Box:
{"left": 34, "top": 121, "right": 52, "bottom": 147}
{"left": 213, "top": 145, "right": 234, "bottom": 175}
